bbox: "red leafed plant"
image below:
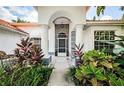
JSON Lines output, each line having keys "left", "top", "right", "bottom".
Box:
{"left": 30, "top": 45, "right": 44, "bottom": 66}
{"left": 73, "top": 44, "right": 84, "bottom": 66}
{"left": 14, "top": 37, "right": 44, "bottom": 67}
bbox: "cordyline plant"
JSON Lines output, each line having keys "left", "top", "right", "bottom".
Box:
{"left": 73, "top": 44, "right": 84, "bottom": 66}
{"left": 14, "top": 37, "right": 44, "bottom": 67}
{"left": 30, "top": 45, "right": 44, "bottom": 66}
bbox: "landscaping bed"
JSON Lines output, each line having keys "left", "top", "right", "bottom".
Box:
{"left": 66, "top": 50, "right": 124, "bottom": 86}
{"left": 0, "top": 37, "right": 53, "bottom": 86}
{"left": 0, "top": 65, "right": 53, "bottom": 86}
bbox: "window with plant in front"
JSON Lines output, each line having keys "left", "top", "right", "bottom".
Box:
{"left": 94, "top": 31, "right": 115, "bottom": 52}
{"left": 31, "top": 38, "right": 41, "bottom": 49}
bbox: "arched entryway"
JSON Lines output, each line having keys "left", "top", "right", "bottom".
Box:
{"left": 54, "top": 17, "right": 70, "bottom": 56}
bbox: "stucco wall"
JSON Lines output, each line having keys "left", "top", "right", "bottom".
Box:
{"left": 83, "top": 25, "right": 124, "bottom": 52}
{"left": 16, "top": 26, "right": 42, "bottom": 38}
{"left": 37, "top": 6, "right": 87, "bottom": 25}
{"left": 0, "top": 29, "right": 23, "bottom": 54}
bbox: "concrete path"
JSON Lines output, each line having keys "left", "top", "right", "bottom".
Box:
{"left": 48, "top": 57, "right": 74, "bottom": 86}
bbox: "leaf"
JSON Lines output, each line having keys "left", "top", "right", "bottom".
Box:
{"left": 113, "top": 63, "right": 120, "bottom": 67}
{"left": 75, "top": 69, "right": 83, "bottom": 81}
{"left": 17, "top": 44, "right": 24, "bottom": 48}
{"left": 96, "top": 6, "right": 105, "bottom": 16}
{"left": 92, "top": 61, "right": 97, "bottom": 67}
{"left": 115, "top": 35, "right": 124, "bottom": 41}
{"left": 95, "top": 68, "right": 106, "bottom": 80}
{"left": 113, "top": 48, "right": 124, "bottom": 55}
{"left": 90, "top": 78, "right": 97, "bottom": 86}
{"left": 89, "top": 62, "right": 95, "bottom": 73}
{"left": 101, "top": 62, "right": 113, "bottom": 68}
{"left": 117, "top": 78, "right": 124, "bottom": 86}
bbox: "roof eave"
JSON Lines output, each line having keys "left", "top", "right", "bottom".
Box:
{"left": 0, "top": 25, "right": 29, "bottom": 36}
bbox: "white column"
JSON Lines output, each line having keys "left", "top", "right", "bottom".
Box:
{"left": 41, "top": 24, "right": 49, "bottom": 56}
{"left": 48, "top": 23, "right": 55, "bottom": 54}
{"left": 75, "top": 24, "right": 84, "bottom": 46}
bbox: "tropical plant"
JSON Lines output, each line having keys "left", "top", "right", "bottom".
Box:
{"left": 105, "top": 35, "right": 124, "bottom": 67}
{"left": 30, "top": 45, "right": 44, "bottom": 66}
{"left": 15, "top": 37, "right": 44, "bottom": 67}
{"left": 68, "top": 50, "right": 124, "bottom": 86}
{"left": 73, "top": 44, "right": 84, "bottom": 66}
{"left": 14, "top": 37, "right": 33, "bottom": 67}
{"left": 96, "top": 6, "right": 105, "bottom": 16}
{"left": 75, "top": 62, "right": 107, "bottom": 86}
{"left": 96, "top": 6, "right": 124, "bottom": 16}
{"left": 0, "top": 65, "right": 53, "bottom": 86}
{"left": 0, "top": 37, "right": 53, "bottom": 86}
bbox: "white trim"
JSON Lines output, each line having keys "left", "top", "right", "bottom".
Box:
{"left": 0, "top": 25, "right": 28, "bottom": 36}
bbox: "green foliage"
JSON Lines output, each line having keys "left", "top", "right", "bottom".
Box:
{"left": 0, "top": 65, "right": 53, "bottom": 86}
{"left": 96, "top": 6, "right": 105, "bottom": 16}
{"left": 105, "top": 35, "right": 124, "bottom": 66}
{"left": 0, "top": 37, "right": 52, "bottom": 86}
{"left": 75, "top": 62, "right": 107, "bottom": 86}
{"left": 96, "top": 6, "right": 124, "bottom": 17}
{"left": 68, "top": 50, "right": 124, "bottom": 86}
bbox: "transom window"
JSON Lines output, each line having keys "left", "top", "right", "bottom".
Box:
{"left": 31, "top": 38, "right": 41, "bottom": 49}
{"left": 94, "top": 31, "right": 115, "bottom": 52}
{"left": 58, "top": 33, "right": 67, "bottom": 38}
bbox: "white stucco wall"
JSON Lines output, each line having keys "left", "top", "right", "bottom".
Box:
{"left": 16, "top": 25, "right": 49, "bottom": 56}
{"left": 16, "top": 26, "right": 42, "bottom": 38}
{"left": 37, "top": 6, "right": 87, "bottom": 25}
{"left": 0, "top": 28, "right": 23, "bottom": 54}
{"left": 83, "top": 25, "right": 124, "bottom": 52}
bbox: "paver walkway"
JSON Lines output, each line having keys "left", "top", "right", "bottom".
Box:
{"left": 48, "top": 57, "right": 74, "bottom": 86}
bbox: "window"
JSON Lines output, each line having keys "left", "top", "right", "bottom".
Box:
{"left": 31, "top": 38, "right": 41, "bottom": 49}
{"left": 71, "top": 31, "right": 76, "bottom": 56}
{"left": 94, "top": 31, "right": 115, "bottom": 52}
{"left": 58, "top": 33, "right": 67, "bottom": 38}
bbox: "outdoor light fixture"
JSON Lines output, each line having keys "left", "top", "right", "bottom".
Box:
{"left": 60, "top": 22, "right": 64, "bottom": 28}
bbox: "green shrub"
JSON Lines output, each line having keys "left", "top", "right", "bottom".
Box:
{"left": 0, "top": 65, "right": 53, "bottom": 86}
{"left": 68, "top": 50, "right": 124, "bottom": 86}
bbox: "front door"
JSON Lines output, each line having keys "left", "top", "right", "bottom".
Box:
{"left": 58, "top": 38, "right": 67, "bottom": 56}
{"left": 55, "top": 24, "right": 69, "bottom": 56}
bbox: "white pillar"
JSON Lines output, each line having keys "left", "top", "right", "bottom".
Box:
{"left": 48, "top": 23, "right": 55, "bottom": 54}
{"left": 41, "top": 24, "right": 49, "bottom": 56}
{"left": 75, "top": 24, "right": 84, "bottom": 46}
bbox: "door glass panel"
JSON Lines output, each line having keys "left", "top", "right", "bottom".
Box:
{"left": 59, "top": 39, "right": 65, "bottom": 52}
{"left": 59, "top": 39, "right": 65, "bottom": 47}
{"left": 59, "top": 48, "right": 65, "bottom": 52}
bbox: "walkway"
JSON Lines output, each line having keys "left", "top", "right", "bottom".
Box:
{"left": 48, "top": 57, "right": 74, "bottom": 86}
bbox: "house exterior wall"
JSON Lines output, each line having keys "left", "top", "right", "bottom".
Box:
{"left": 83, "top": 25, "right": 124, "bottom": 52}
{"left": 16, "top": 25, "right": 49, "bottom": 56}
{"left": 37, "top": 6, "right": 87, "bottom": 25}
{"left": 0, "top": 28, "right": 24, "bottom": 54}
{"left": 37, "top": 6, "right": 87, "bottom": 56}
{"left": 16, "top": 26, "right": 42, "bottom": 38}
